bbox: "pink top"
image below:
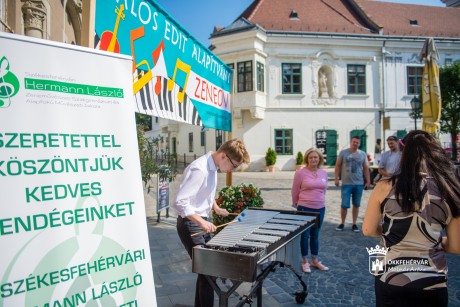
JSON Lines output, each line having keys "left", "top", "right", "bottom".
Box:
{"left": 291, "top": 168, "right": 328, "bottom": 209}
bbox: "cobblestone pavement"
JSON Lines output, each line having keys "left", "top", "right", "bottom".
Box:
{"left": 145, "top": 169, "right": 460, "bottom": 307}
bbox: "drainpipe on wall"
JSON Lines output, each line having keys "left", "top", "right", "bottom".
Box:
{"left": 380, "top": 40, "right": 390, "bottom": 148}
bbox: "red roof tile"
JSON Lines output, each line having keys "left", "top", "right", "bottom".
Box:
{"left": 358, "top": 0, "right": 460, "bottom": 37}
{"left": 233, "top": 0, "right": 460, "bottom": 38}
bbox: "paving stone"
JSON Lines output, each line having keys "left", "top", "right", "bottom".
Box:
{"left": 148, "top": 170, "right": 460, "bottom": 307}
{"left": 272, "top": 292, "right": 296, "bottom": 303}
{"left": 265, "top": 285, "right": 284, "bottom": 295}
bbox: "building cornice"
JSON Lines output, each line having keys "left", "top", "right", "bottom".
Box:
{"left": 266, "top": 30, "right": 460, "bottom": 43}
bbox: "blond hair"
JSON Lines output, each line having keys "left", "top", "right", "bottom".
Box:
{"left": 303, "top": 147, "right": 324, "bottom": 167}
{"left": 217, "top": 138, "right": 250, "bottom": 164}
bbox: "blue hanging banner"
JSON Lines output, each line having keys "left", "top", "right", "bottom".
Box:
{"left": 95, "top": 0, "right": 232, "bottom": 131}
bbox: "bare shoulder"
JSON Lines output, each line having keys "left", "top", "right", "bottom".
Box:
{"left": 372, "top": 180, "right": 392, "bottom": 197}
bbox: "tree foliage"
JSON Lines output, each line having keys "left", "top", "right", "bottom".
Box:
{"left": 135, "top": 113, "right": 152, "bottom": 131}
{"left": 137, "top": 125, "right": 177, "bottom": 193}
{"left": 439, "top": 61, "right": 460, "bottom": 160}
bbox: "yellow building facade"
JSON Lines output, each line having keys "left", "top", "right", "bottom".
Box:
{"left": 1, "top": 0, "right": 82, "bottom": 45}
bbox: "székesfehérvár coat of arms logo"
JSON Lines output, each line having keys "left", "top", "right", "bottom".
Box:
{"left": 366, "top": 245, "right": 389, "bottom": 276}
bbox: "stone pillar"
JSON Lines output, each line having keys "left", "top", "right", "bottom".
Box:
{"left": 22, "top": 0, "right": 46, "bottom": 39}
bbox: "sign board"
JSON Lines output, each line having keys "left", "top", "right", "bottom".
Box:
{"left": 0, "top": 32, "right": 156, "bottom": 306}
{"left": 95, "top": 0, "right": 233, "bottom": 131}
{"left": 383, "top": 116, "right": 390, "bottom": 130}
{"left": 157, "top": 177, "right": 170, "bottom": 213}
{"left": 315, "top": 130, "right": 327, "bottom": 155}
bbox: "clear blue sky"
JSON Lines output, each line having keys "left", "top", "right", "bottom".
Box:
{"left": 155, "top": 0, "right": 445, "bottom": 46}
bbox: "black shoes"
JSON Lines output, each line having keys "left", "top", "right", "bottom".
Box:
{"left": 336, "top": 224, "right": 360, "bottom": 232}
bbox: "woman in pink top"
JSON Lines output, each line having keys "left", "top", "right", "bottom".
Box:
{"left": 292, "top": 148, "right": 329, "bottom": 273}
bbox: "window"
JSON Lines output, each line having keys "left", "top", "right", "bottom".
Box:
{"left": 237, "top": 61, "right": 253, "bottom": 92}
{"left": 445, "top": 58, "right": 452, "bottom": 66}
{"left": 274, "top": 129, "right": 293, "bottom": 155}
{"left": 188, "top": 133, "right": 193, "bottom": 152}
{"left": 347, "top": 65, "right": 366, "bottom": 94}
{"left": 256, "top": 62, "right": 264, "bottom": 92}
{"left": 215, "top": 130, "right": 224, "bottom": 150}
{"left": 200, "top": 131, "right": 205, "bottom": 146}
{"left": 282, "top": 63, "right": 302, "bottom": 94}
{"left": 227, "top": 63, "right": 234, "bottom": 70}
{"left": 0, "top": 0, "right": 5, "bottom": 32}
{"left": 407, "top": 66, "right": 423, "bottom": 95}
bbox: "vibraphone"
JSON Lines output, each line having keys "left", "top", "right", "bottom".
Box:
{"left": 192, "top": 208, "right": 318, "bottom": 307}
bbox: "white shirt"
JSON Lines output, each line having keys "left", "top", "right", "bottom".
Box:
{"left": 379, "top": 150, "right": 402, "bottom": 175}
{"left": 172, "top": 152, "right": 217, "bottom": 218}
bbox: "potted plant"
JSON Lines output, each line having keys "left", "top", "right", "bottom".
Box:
{"left": 295, "top": 151, "right": 304, "bottom": 170}
{"left": 213, "top": 183, "right": 264, "bottom": 234}
{"left": 265, "top": 147, "right": 277, "bottom": 172}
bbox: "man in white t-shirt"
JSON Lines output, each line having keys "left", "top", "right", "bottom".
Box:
{"left": 378, "top": 135, "right": 402, "bottom": 178}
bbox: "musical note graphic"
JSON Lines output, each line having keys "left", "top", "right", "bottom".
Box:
{"left": 131, "top": 27, "right": 166, "bottom": 96}
{"left": 167, "top": 59, "right": 191, "bottom": 103}
{"left": 0, "top": 56, "right": 20, "bottom": 108}
{"left": 2, "top": 196, "right": 139, "bottom": 306}
{"left": 99, "top": 4, "right": 125, "bottom": 53}
{"left": 130, "top": 26, "right": 153, "bottom": 95}
{"left": 151, "top": 40, "right": 165, "bottom": 95}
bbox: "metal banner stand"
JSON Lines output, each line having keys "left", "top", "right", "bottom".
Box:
{"left": 157, "top": 176, "right": 170, "bottom": 222}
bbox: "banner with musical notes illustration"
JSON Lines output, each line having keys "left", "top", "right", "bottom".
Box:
{"left": 0, "top": 32, "right": 157, "bottom": 306}
{"left": 95, "top": 0, "right": 233, "bottom": 131}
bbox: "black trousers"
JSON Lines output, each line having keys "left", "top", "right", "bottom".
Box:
{"left": 177, "top": 216, "right": 214, "bottom": 307}
{"left": 375, "top": 277, "right": 447, "bottom": 307}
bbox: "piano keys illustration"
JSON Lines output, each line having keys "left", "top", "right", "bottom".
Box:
{"left": 134, "top": 71, "right": 202, "bottom": 126}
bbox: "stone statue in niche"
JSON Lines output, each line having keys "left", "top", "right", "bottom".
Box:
{"left": 319, "top": 70, "right": 329, "bottom": 98}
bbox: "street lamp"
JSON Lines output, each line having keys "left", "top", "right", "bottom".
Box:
{"left": 410, "top": 95, "right": 422, "bottom": 130}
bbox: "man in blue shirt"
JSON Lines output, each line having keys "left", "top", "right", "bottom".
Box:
{"left": 172, "top": 138, "right": 250, "bottom": 307}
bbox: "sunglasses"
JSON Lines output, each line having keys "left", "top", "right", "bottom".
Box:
{"left": 225, "top": 154, "right": 240, "bottom": 169}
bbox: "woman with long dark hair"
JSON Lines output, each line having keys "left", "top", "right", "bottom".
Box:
{"left": 363, "top": 130, "right": 460, "bottom": 306}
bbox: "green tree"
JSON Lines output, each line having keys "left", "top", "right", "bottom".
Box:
{"left": 137, "top": 125, "right": 177, "bottom": 193}
{"left": 439, "top": 61, "right": 460, "bottom": 161}
{"left": 135, "top": 113, "right": 152, "bottom": 131}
